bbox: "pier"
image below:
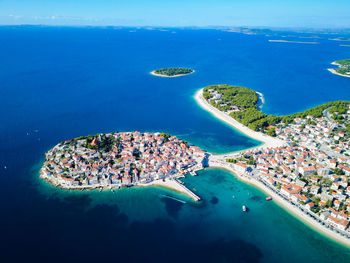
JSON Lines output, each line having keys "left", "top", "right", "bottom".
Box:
{"left": 173, "top": 180, "right": 201, "bottom": 201}
{"left": 151, "top": 178, "right": 201, "bottom": 202}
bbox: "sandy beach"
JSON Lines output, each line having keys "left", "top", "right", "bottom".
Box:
{"left": 207, "top": 159, "right": 350, "bottom": 248}
{"left": 196, "top": 87, "right": 350, "bottom": 247}
{"left": 194, "top": 88, "right": 287, "bottom": 153}
{"left": 150, "top": 70, "right": 195, "bottom": 78}
{"left": 328, "top": 62, "right": 350, "bottom": 78}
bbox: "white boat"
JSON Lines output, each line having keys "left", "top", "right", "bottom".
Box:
{"left": 242, "top": 205, "right": 247, "bottom": 212}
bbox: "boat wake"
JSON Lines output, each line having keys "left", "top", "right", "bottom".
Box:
{"left": 160, "top": 194, "right": 187, "bottom": 204}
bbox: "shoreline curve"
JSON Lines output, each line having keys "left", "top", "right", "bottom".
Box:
{"left": 328, "top": 62, "right": 350, "bottom": 78}
{"left": 209, "top": 164, "right": 350, "bottom": 249}
{"left": 194, "top": 87, "right": 350, "bottom": 248}
{"left": 194, "top": 88, "right": 287, "bottom": 154}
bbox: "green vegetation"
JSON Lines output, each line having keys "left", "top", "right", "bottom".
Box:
{"left": 83, "top": 134, "right": 116, "bottom": 152}
{"left": 153, "top": 68, "right": 193, "bottom": 76}
{"left": 160, "top": 132, "right": 171, "bottom": 142}
{"left": 332, "top": 168, "right": 344, "bottom": 175}
{"left": 266, "top": 128, "right": 276, "bottom": 137}
{"left": 337, "top": 59, "right": 350, "bottom": 66}
{"left": 203, "top": 84, "right": 258, "bottom": 111}
{"left": 226, "top": 154, "right": 255, "bottom": 165}
{"left": 334, "top": 59, "right": 350, "bottom": 75}
{"left": 203, "top": 84, "right": 350, "bottom": 135}
{"left": 311, "top": 206, "right": 320, "bottom": 213}
{"left": 231, "top": 108, "right": 266, "bottom": 126}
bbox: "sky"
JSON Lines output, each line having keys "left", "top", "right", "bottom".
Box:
{"left": 0, "top": 0, "right": 349, "bottom": 28}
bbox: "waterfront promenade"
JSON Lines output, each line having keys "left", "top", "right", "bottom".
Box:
{"left": 194, "top": 86, "right": 350, "bottom": 247}
{"left": 208, "top": 155, "right": 350, "bottom": 248}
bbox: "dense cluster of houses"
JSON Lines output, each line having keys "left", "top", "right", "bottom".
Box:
{"left": 232, "top": 106, "right": 350, "bottom": 233}
{"left": 276, "top": 111, "right": 349, "bottom": 155}
{"left": 40, "top": 132, "right": 207, "bottom": 189}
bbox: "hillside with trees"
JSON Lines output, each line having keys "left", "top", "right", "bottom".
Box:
{"left": 203, "top": 84, "right": 350, "bottom": 135}
{"left": 335, "top": 59, "right": 350, "bottom": 75}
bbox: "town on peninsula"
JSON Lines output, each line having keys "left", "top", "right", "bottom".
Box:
{"left": 40, "top": 71, "right": 350, "bottom": 247}
{"left": 40, "top": 132, "right": 207, "bottom": 201}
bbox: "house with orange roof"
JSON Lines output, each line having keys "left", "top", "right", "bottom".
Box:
{"left": 299, "top": 166, "right": 316, "bottom": 176}
{"left": 291, "top": 194, "right": 309, "bottom": 203}
{"left": 280, "top": 165, "right": 291, "bottom": 175}
{"left": 305, "top": 202, "right": 315, "bottom": 210}
{"left": 327, "top": 216, "right": 349, "bottom": 231}
{"left": 281, "top": 183, "right": 302, "bottom": 198}
{"left": 334, "top": 199, "right": 341, "bottom": 209}
{"left": 319, "top": 200, "right": 327, "bottom": 206}
{"left": 328, "top": 159, "right": 337, "bottom": 168}
{"left": 234, "top": 163, "right": 249, "bottom": 173}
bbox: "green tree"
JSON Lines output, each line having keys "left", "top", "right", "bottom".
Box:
{"left": 267, "top": 128, "right": 276, "bottom": 137}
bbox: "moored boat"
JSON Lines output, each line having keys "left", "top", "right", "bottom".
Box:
{"left": 266, "top": 197, "right": 272, "bottom": 201}
{"left": 242, "top": 205, "right": 247, "bottom": 212}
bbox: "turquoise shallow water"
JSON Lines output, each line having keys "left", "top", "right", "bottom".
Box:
{"left": 34, "top": 166, "right": 350, "bottom": 263}
{"left": 1, "top": 26, "right": 350, "bottom": 262}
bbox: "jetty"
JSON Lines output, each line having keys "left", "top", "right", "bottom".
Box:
{"left": 175, "top": 181, "right": 201, "bottom": 201}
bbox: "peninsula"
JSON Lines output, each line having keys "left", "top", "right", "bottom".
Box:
{"left": 151, "top": 68, "right": 194, "bottom": 77}
{"left": 39, "top": 83, "right": 350, "bottom": 245}
{"left": 40, "top": 131, "right": 207, "bottom": 201}
{"left": 196, "top": 84, "right": 350, "bottom": 247}
{"left": 328, "top": 60, "right": 350, "bottom": 78}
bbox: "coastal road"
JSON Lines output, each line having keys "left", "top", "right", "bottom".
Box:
{"left": 323, "top": 108, "right": 332, "bottom": 122}
{"left": 323, "top": 107, "right": 346, "bottom": 128}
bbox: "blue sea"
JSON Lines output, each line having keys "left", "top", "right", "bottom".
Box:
{"left": 1, "top": 26, "right": 350, "bottom": 263}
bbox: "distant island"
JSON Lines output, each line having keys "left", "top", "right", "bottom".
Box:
{"left": 329, "top": 38, "right": 350, "bottom": 42}
{"left": 268, "top": 40, "right": 319, "bottom": 44}
{"left": 328, "top": 60, "right": 350, "bottom": 78}
{"left": 40, "top": 131, "right": 207, "bottom": 201}
{"left": 151, "top": 68, "right": 194, "bottom": 77}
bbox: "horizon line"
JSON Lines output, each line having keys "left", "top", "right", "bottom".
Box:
{"left": 0, "top": 24, "right": 350, "bottom": 31}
